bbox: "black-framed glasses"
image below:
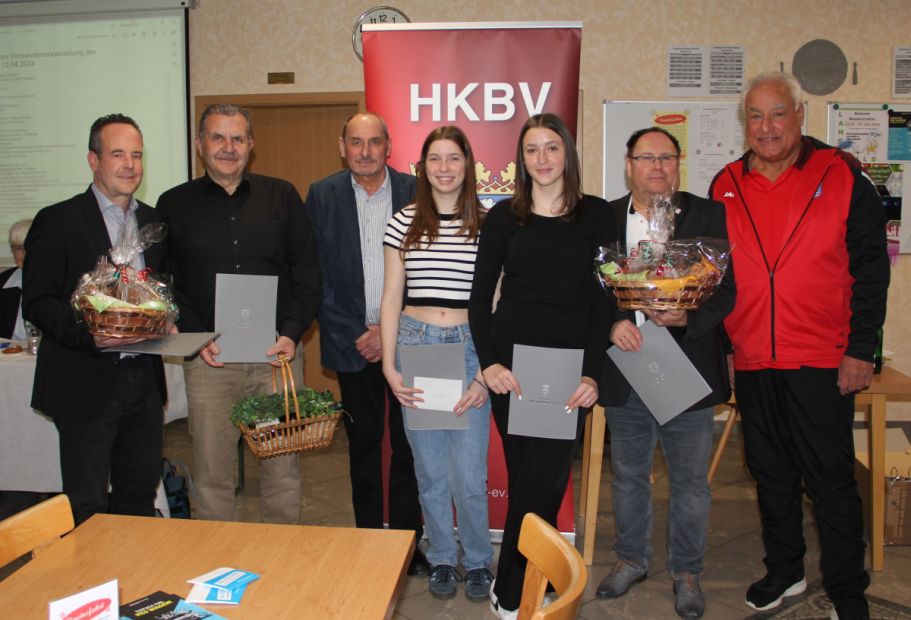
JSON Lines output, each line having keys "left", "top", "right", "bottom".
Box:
{"left": 629, "top": 154, "right": 680, "bottom": 166}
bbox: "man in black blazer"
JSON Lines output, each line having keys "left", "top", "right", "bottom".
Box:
{"left": 305, "top": 112, "right": 427, "bottom": 574}
{"left": 23, "top": 114, "right": 167, "bottom": 525}
{"left": 595, "top": 127, "right": 734, "bottom": 619}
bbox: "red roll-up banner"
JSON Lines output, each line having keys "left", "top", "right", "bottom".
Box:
{"left": 365, "top": 22, "right": 582, "bottom": 536}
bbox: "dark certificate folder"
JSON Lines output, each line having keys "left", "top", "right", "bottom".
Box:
{"left": 607, "top": 320, "right": 711, "bottom": 425}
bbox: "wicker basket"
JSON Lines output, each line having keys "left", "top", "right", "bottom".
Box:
{"left": 238, "top": 357, "right": 342, "bottom": 459}
{"left": 78, "top": 298, "right": 170, "bottom": 338}
{"left": 605, "top": 273, "right": 721, "bottom": 311}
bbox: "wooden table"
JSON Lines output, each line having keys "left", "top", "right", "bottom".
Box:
{"left": 0, "top": 514, "right": 415, "bottom": 619}
{"left": 854, "top": 366, "right": 911, "bottom": 571}
{"left": 578, "top": 366, "right": 911, "bottom": 571}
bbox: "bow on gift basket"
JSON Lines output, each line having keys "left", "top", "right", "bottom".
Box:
{"left": 71, "top": 223, "right": 178, "bottom": 338}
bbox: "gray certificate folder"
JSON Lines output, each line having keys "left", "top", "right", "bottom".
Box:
{"left": 508, "top": 345, "right": 584, "bottom": 440}
{"left": 109, "top": 332, "right": 218, "bottom": 357}
{"left": 607, "top": 321, "right": 711, "bottom": 425}
{"left": 399, "top": 343, "right": 468, "bottom": 431}
{"left": 214, "top": 274, "right": 278, "bottom": 363}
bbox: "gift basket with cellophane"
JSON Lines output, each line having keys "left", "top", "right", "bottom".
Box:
{"left": 595, "top": 193, "right": 731, "bottom": 311}
{"left": 71, "top": 223, "right": 178, "bottom": 338}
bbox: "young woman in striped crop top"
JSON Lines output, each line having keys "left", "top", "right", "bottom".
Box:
{"left": 379, "top": 126, "right": 494, "bottom": 602}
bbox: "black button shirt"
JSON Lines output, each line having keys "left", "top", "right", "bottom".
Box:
{"left": 156, "top": 173, "right": 321, "bottom": 342}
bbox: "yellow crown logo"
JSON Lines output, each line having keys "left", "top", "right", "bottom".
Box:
{"left": 408, "top": 160, "right": 516, "bottom": 195}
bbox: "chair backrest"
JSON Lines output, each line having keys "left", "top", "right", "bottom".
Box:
{"left": 517, "top": 512, "right": 588, "bottom": 620}
{"left": 0, "top": 494, "right": 74, "bottom": 568}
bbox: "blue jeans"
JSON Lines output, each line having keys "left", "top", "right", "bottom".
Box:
{"left": 396, "top": 313, "right": 493, "bottom": 570}
{"left": 606, "top": 390, "right": 713, "bottom": 574}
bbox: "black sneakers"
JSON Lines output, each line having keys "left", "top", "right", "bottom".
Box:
{"left": 745, "top": 573, "right": 808, "bottom": 611}
{"left": 428, "top": 564, "right": 460, "bottom": 600}
{"left": 464, "top": 567, "right": 493, "bottom": 602}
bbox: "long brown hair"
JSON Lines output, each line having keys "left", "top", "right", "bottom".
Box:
{"left": 511, "top": 113, "right": 583, "bottom": 224}
{"left": 402, "top": 126, "right": 483, "bottom": 252}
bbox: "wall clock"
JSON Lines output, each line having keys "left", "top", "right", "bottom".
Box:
{"left": 352, "top": 6, "right": 410, "bottom": 61}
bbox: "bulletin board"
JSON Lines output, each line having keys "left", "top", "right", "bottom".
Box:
{"left": 827, "top": 102, "right": 911, "bottom": 258}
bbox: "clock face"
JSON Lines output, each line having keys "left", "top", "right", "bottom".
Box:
{"left": 352, "top": 6, "right": 410, "bottom": 61}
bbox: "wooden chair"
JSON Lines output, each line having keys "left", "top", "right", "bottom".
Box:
{"left": 707, "top": 399, "right": 739, "bottom": 482}
{"left": 0, "top": 494, "right": 74, "bottom": 568}
{"left": 517, "top": 513, "right": 588, "bottom": 620}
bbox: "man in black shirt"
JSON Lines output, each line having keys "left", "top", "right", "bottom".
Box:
{"left": 157, "top": 103, "right": 321, "bottom": 523}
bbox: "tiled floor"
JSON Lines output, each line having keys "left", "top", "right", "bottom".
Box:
{"left": 159, "top": 417, "right": 911, "bottom": 619}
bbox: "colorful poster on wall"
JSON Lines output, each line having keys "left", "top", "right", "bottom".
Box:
{"left": 865, "top": 163, "right": 904, "bottom": 265}
{"left": 888, "top": 109, "right": 911, "bottom": 160}
{"left": 833, "top": 108, "right": 889, "bottom": 162}
{"left": 651, "top": 111, "right": 690, "bottom": 190}
{"left": 363, "top": 22, "right": 582, "bottom": 535}
{"left": 829, "top": 103, "right": 911, "bottom": 254}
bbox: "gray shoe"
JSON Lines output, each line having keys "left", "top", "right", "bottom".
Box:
{"left": 595, "top": 560, "right": 647, "bottom": 599}
{"left": 465, "top": 568, "right": 494, "bottom": 602}
{"left": 428, "top": 564, "right": 460, "bottom": 600}
{"left": 673, "top": 572, "right": 705, "bottom": 619}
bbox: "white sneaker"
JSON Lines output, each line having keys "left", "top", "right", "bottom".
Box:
{"left": 489, "top": 600, "right": 518, "bottom": 619}
{"left": 489, "top": 579, "right": 518, "bottom": 619}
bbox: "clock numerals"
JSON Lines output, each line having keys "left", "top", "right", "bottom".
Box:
{"left": 352, "top": 7, "right": 410, "bottom": 61}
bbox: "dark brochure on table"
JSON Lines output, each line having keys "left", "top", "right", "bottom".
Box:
{"left": 607, "top": 321, "right": 711, "bottom": 425}
{"left": 214, "top": 274, "right": 277, "bottom": 363}
{"left": 120, "top": 590, "right": 228, "bottom": 619}
{"left": 399, "top": 342, "right": 468, "bottom": 430}
{"left": 508, "top": 345, "right": 584, "bottom": 440}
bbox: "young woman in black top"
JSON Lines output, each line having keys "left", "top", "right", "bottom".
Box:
{"left": 469, "top": 113, "right": 617, "bottom": 617}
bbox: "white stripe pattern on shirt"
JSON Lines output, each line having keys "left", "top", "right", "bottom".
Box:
{"left": 383, "top": 206, "right": 479, "bottom": 307}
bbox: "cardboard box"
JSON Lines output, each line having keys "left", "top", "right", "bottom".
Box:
{"left": 854, "top": 427, "right": 911, "bottom": 545}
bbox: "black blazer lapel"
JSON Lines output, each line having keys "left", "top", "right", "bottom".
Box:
{"left": 608, "top": 194, "right": 630, "bottom": 240}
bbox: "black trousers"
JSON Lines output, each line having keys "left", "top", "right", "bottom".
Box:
{"left": 337, "top": 362, "right": 422, "bottom": 537}
{"left": 737, "top": 367, "right": 869, "bottom": 601}
{"left": 53, "top": 355, "right": 164, "bottom": 526}
{"left": 490, "top": 390, "right": 585, "bottom": 611}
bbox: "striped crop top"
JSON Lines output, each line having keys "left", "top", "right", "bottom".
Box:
{"left": 383, "top": 206, "right": 480, "bottom": 309}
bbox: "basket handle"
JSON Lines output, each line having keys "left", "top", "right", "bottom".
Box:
{"left": 270, "top": 355, "right": 301, "bottom": 424}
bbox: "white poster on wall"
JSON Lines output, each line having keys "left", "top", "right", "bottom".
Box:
{"left": 667, "top": 45, "right": 744, "bottom": 97}
{"left": 894, "top": 47, "right": 911, "bottom": 98}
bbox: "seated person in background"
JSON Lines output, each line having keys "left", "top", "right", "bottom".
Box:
{"left": 0, "top": 219, "right": 32, "bottom": 340}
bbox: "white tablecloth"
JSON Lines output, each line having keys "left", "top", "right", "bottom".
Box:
{"left": 0, "top": 351, "right": 187, "bottom": 493}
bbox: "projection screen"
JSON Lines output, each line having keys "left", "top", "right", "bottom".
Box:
{"left": 0, "top": 5, "right": 189, "bottom": 264}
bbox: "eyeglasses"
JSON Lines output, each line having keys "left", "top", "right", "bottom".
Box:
{"left": 629, "top": 154, "right": 680, "bottom": 166}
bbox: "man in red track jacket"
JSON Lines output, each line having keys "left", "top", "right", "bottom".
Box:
{"left": 710, "top": 72, "right": 889, "bottom": 620}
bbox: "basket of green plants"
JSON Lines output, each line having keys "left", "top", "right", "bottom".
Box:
{"left": 231, "top": 357, "right": 343, "bottom": 459}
